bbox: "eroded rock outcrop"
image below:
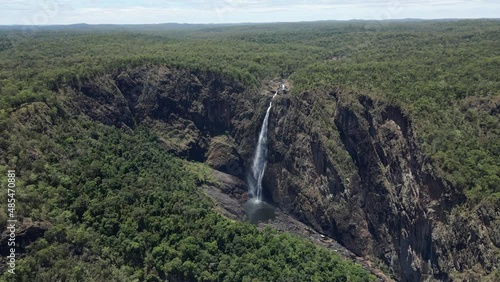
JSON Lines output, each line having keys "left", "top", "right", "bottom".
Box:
{"left": 0, "top": 219, "right": 50, "bottom": 273}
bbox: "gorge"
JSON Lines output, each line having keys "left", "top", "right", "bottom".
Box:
{"left": 53, "top": 65, "right": 498, "bottom": 281}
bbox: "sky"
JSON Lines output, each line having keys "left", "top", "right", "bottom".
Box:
{"left": 0, "top": 0, "right": 498, "bottom": 25}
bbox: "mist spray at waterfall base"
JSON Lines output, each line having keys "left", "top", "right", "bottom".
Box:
{"left": 244, "top": 92, "right": 278, "bottom": 224}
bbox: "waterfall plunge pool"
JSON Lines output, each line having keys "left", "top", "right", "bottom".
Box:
{"left": 243, "top": 199, "right": 276, "bottom": 224}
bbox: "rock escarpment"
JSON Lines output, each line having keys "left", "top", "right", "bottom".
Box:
{"left": 61, "top": 65, "right": 266, "bottom": 174}
{"left": 265, "top": 90, "right": 499, "bottom": 281}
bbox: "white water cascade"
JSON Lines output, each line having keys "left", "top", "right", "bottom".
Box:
{"left": 248, "top": 92, "right": 277, "bottom": 202}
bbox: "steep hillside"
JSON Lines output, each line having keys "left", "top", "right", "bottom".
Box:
{"left": 265, "top": 90, "right": 499, "bottom": 281}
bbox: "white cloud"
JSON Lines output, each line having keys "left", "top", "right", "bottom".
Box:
{"left": 0, "top": 0, "right": 497, "bottom": 25}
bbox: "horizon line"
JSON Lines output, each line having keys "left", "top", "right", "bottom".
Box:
{"left": 0, "top": 17, "right": 499, "bottom": 27}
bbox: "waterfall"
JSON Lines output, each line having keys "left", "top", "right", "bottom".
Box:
{"left": 248, "top": 92, "right": 277, "bottom": 202}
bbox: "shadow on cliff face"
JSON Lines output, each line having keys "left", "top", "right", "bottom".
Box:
{"left": 263, "top": 89, "right": 497, "bottom": 281}
{"left": 62, "top": 65, "right": 267, "bottom": 176}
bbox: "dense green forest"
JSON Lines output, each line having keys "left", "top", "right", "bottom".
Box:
{"left": 0, "top": 19, "right": 499, "bottom": 280}
{"left": 1, "top": 20, "right": 498, "bottom": 201}
{"left": 0, "top": 121, "right": 371, "bottom": 281}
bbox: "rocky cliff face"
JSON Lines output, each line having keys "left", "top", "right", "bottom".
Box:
{"left": 62, "top": 65, "right": 265, "bottom": 173}
{"left": 63, "top": 66, "right": 499, "bottom": 281}
{"left": 265, "top": 90, "right": 499, "bottom": 281}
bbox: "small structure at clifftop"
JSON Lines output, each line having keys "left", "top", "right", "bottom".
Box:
{"left": 278, "top": 83, "right": 289, "bottom": 93}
